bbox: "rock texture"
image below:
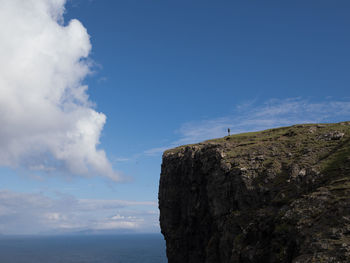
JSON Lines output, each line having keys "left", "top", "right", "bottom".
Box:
{"left": 159, "top": 122, "right": 350, "bottom": 263}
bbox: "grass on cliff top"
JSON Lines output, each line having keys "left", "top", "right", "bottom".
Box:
{"left": 164, "top": 122, "right": 350, "bottom": 162}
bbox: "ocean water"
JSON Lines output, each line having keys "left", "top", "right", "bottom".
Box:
{"left": 0, "top": 234, "right": 167, "bottom": 263}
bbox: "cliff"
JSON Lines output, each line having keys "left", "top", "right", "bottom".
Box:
{"left": 158, "top": 122, "right": 350, "bottom": 263}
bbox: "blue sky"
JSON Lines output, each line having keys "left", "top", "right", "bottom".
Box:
{"left": 0, "top": 0, "right": 349, "bottom": 234}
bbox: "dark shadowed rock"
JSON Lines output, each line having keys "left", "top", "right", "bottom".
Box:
{"left": 159, "top": 122, "right": 350, "bottom": 263}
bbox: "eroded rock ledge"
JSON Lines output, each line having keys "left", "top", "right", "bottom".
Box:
{"left": 159, "top": 122, "right": 350, "bottom": 263}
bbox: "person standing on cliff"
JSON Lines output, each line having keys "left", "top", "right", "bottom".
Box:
{"left": 228, "top": 128, "right": 230, "bottom": 136}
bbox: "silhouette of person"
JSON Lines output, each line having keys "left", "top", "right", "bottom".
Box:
{"left": 228, "top": 128, "right": 230, "bottom": 136}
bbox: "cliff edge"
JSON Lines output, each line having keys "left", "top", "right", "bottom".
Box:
{"left": 159, "top": 122, "right": 350, "bottom": 263}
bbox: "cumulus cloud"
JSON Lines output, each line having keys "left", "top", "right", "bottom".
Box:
{"left": 0, "top": 0, "right": 118, "bottom": 180}
{"left": 0, "top": 190, "right": 159, "bottom": 235}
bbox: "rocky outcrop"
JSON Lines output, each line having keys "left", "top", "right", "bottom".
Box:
{"left": 159, "top": 122, "right": 350, "bottom": 263}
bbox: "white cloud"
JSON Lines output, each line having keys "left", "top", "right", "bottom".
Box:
{"left": 94, "top": 221, "right": 138, "bottom": 230}
{"left": 184, "top": 98, "right": 350, "bottom": 143}
{"left": 111, "top": 214, "right": 125, "bottom": 220}
{"left": 0, "top": 0, "right": 119, "bottom": 181}
{"left": 145, "top": 98, "right": 350, "bottom": 154}
{"left": 0, "top": 190, "right": 159, "bottom": 235}
{"left": 77, "top": 199, "right": 157, "bottom": 210}
{"left": 176, "top": 98, "right": 350, "bottom": 144}
{"left": 144, "top": 146, "right": 170, "bottom": 157}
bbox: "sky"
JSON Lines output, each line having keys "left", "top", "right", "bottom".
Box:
{"left": 0, "top": 0, "right": 349, "bottom": 235}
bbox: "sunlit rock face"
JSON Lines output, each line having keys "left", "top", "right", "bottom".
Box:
{"left": 159, "top": 122, "right": 350, "bottom": 263}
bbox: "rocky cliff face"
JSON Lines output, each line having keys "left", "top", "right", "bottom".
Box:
{"left": 159, "top": 122, "right": 350, "bottom": 263}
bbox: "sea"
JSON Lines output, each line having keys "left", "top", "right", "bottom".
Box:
{"left": 0, "top": 234, "right": 167, "bottom": 263}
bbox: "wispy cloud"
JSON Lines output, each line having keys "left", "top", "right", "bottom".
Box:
{"left": 0, "top": 190, "right": 158, "bottom": 235}
{"left": 177, "top": 98, "right": 350, "bottom": 144}
{"left": 143, "top": 147, "right": 170, "bottom": 157}
{"left": 113, "top": 157, "right": 131, "bottom": 163}
{"left": 145, "top": 98, "right": 350, "bottom": 155}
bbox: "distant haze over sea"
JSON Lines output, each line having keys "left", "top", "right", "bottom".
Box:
{"left": 0, "top": 234, "right": 166, "bottom": 263}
